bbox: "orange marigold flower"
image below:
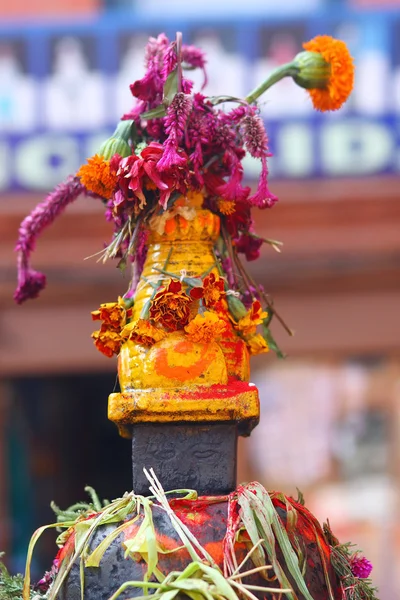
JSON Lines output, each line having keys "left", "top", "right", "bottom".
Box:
{"left": 91, "top": 298, "right": 126, "bottom": 328}
{"left": 217, "top": 198, "right": 236, "bottom": 215}
{"left": 202, "top": 272, "right": 225, "bottom": 307}
{"left": 121, "top": 319, "right": 166, "bottom": 346}
{"left": 236, "top": 300, "right": 268, "bottom": 336}
{"left": 77, "top": 154, "right": 118, "bottom": 199}
{"left": 184, "top": 311, "right": 226, "bottom": 343}
{"left": 92, "top": 325, "right": 122, "bottom": 358}
{"left": 301, "top": 35, "right": 354, "bottom": 112}
{"left": 246, "top": 333, "right": 269, "bottom": 356}
{"left": 149, "top": 279, "right": 192, "bottom": 331}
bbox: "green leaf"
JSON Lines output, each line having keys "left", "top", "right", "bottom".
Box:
{"left": 237, "top": 488, "right": 296, "bottom": 600}
{"left": 163, "top": 69, "right": 179, "bottom": 106}
{"left": 262, "top": 323, "right": 286, "bottom": 359}
{"left": 141, "top": 105, "right": 167, "bottom": 119}
{"left": 251, "top": 485, "right": 314, "bottom": 600}
{"left": 85, "top": 517, "right": 139, "bottom": 567}
{"left": 196, "top": 563, "right": 239, "bottom": 600}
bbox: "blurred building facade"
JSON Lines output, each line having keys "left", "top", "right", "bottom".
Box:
{"left": 1, "top": 1, "right": 400, "bottom": 598}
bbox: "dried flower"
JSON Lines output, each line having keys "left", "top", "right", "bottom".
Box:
{"left": 236, "top": 300, "right": 268, "bottom": 336}
{"left": 185, "top": 311, "right": 226, "bottom": 343}
{"left": 298, "top": 36, "right": 354, "bottom": 111}
{"left": 246, "top": 333, "right": 269, "bottom": 355}
{"left": 92, "top": 325, "right": 122, "bottom": 357}
{"left": 121, "top": 319, "right": 166, "bottom": 346}
{"left": 77, "top": 154, "right": 118, "bottom": 199}
{"left": 350, "top": 555, "right": 373, "bottom": 579}
{"left": 149, "top": 279, "right": 192, "bottom": 331}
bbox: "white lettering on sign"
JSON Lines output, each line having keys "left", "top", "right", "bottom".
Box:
{"left": 14, "top": 135, "right": 80, "bottom": 190}
{"left": 0, "top": 120, "right": 398, "bottom": 192}
{"left": 321, "top": 120, "right": 394, "bottom": 176}
{"left": 277, "top": 123, "right": 313, "bottom": 178}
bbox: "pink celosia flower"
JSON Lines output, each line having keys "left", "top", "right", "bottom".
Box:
{"left": 14, "top": 176, "right": 93, "bottom": 304}
{"left": 182, "top": 78, "right": 194, "bottom": 94}
{"left": 161, "top": 43, "right": 177, "bottom": 81}
{"left": 248, "top": 155, "right": 278, "bottom": 209}
{"left": 350, "top": 555, "right": 373, "bottom": 579}
{"left": 217, "top": 163, "right": 250, "bottom": 203}
{"left": 130, "top": 34, "right": 169, "bottom": 103}
{"left": 157, "top": 92, "right": 192, "bottom": 171}
{"left": 242, "top": 108, "right": 270, "bottom": 159}
{"left": 182, "top": 44, "right": 207, "bottom": 88}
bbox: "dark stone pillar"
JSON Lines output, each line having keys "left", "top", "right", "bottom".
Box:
{"left": 131, "top": 422, "right": 238, "bottom": 495}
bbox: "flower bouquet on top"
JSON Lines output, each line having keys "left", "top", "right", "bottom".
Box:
{"left": 14, "top": 32, "right": 354, "bottom": 360}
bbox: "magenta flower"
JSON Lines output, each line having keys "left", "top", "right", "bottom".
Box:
{"left": 14, "top": 176, "right": 93, "bottom": 304}
{"left": 130, "top": 34, "right": 169, "bottom": 103}
{"left": 182, "top": 44, "right": 207, "bottom": 88}
{"left": 161, "top": 43, "right": 177, "bottom": 81}
{"left": 248, "top": 156, "right": 278, "bottom": 209}
{"left": 115, "top": 143, "right": 169, "bottom": 209}
{"left": 235, "top": 233, "right": 263, "bottom": 261}
{"left": 242, "top": 108, "right": 270, "bottom": 159}
{"left": 217, "top": 163, "right": 250, "bottom": 203}
{"left": 182, "top": 78, "right": 194, "bottom": 94}
{"left": 130, "top": 70, "right": 163, "bottom": 103}
{"left": 350, "top": 555, "right": 373, "bottom": 579}
{"left": 157, "top": 93, "right": 192, "bottom": 171}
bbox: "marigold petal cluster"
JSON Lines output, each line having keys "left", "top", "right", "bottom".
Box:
{"left": 149, "top": 279, "right": 192, "bottom": 331}
{"left": 121, "top": 319, "right": 166, "bottom": 346}
{"left": 202, "top": 272, "right": 225, "bottom": 308}
{"left": 236, "top": 300, "right": 268, "bottom": 336}
{"left": 246, "top": 333, "right": 269, "bottom": 355}
{"left": 184, "top": 311, "right": 226, "bottom": 343}
{"left": 77, "top": 154, "right": 118, "bottom": 199}
{"left": 91, "top": 298, "right": 126, "bottom": 328}
{"left": 302, "top": 35, "right": 354, "bottom": 111}
{"left": 92, "top": 327, "right": 122, "bottom": 358}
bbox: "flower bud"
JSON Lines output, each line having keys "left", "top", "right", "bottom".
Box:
{"left": 98, "top": 119, "right": 134, "bottom": 159}
{"left": 291, "top": 51, "right": 331, "bottom": 90}
{"left": 99, "top": 137, "right": 131, "bottom": 160}
{"left": 226, "top": 294, "right": 247, "bottom": 321}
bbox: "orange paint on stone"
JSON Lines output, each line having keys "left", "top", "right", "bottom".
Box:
{"left": 154, "top": 345, "right": 213, "bottom": 381}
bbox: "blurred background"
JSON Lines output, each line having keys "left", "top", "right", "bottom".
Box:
{"left": 1, "top": 0, "right": 400, "bottom": 597}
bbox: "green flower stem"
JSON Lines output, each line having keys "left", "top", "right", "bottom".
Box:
{"left": 245, "top": 62, "right": 299, "bottom": 104}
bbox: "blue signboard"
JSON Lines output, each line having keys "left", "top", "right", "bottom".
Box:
{"left": 0, "top": 9, "right": 399, "bottom": 191}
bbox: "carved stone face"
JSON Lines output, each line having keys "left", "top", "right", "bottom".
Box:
{"left": 132, "top": 422, "right": 237, "bottom": 496}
